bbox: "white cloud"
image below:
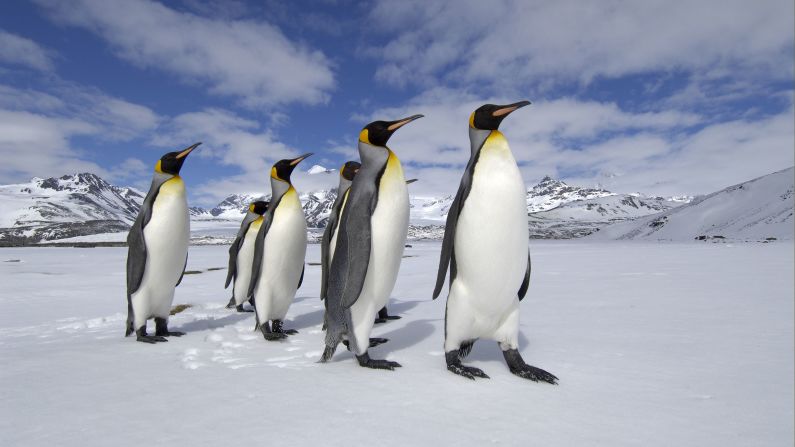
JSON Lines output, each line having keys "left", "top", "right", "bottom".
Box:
{"left": 356, "top": 88, "right": 793, "bottom": 197}
{"left": 0, "top": 30, "right": 55, "bottom": 71}
{"left": 366, "top": 0, "right": 794, "bottom": 91}
{"left": 34, "top": 0, "right": 335, "bottom": 107}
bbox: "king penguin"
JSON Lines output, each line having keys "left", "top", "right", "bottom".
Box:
{"left": 248, "top": 154, "right": 313, "bottom": 340}
{"left": 225, "top": 200, "right": 269, "bottom": 312}
{"left": 126, "top": 142, "right": 200, "bottom": 343}
{"left": 320, "top": 114, "right": 423, "bottom": 370}
{"left": 432, "top": 102, "right": 558, "bottom": 383}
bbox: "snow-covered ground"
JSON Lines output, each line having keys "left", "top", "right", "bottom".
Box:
{"left": 1, "top": 241, "right": 792, "bottom": 446}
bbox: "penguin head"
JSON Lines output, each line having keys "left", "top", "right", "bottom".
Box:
{"left": 469, "top": 101, "right": 531, "bottom": 130}
{"left": 155, "top": 142, "right": 201, "bottom": 176}
{"left": 248, "top": 200, "right": 269, "bottom": 215}
{"left": 270, "top": 153, "right": 313, "bottom": 183}
{"left": 358, "top": 114, "right": 424, "bottom": 147}
{"left": 340, "top": 161, "right": 361, "bottom": 181}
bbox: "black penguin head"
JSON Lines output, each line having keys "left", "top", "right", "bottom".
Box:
{"left": 469, "top": 101, "right": 531, "bottom": 130}
{"left": 248, "top": 200, "right": 269, "bottom": 215}
{"left": 358, "top": 114, "right": 424, "bottom": 147}
{"left": 156, "top": 142, "right": 201, "bottom": 175}
{"left": 271, "top": 153, "right": 313, "bottom": 183}
{"left": 340, "top": 161, "right": 361, "bottom": 181}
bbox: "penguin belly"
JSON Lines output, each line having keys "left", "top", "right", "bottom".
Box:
{"left": 445, "top": 138, "right": 528, "bottom": 351}
{"left": 232, "top": 219, "right": 261, "bottom": 306}
{"left": 131, "top": 178, "right": 190, "bottom": 329}
{"left": 348, "top": 154, "right": 409, "bottom": 353}
{"left": 254, "top": 191, "right": 307, "bottom": 322}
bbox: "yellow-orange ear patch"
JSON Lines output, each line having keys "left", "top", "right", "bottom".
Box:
{"left": 155, "top": 160, "right": 163, "bottom": 173}
{"left": 468, "top": 112, "right": 476, "bottom": 128}
{"left": 270, "top": 166, "right": 279, "bottom": 180}
{"left": 359, "top": 128, "right": 371, "bottom": 144}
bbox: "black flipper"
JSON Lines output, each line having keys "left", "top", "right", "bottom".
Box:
{"left": 327, "top": 160, "right": 383, "bottom": 310}
{"left": 518, "top": 250, "right": 531, "bottom": 300}
{"left": 432, "top": 138, "right": 486, "bottom": 299}
{"left": 125, "top": 175, "right": 168, "bottom": 336}
{"left": 175, "top": 254, "right": 188, "bottom": 287}
{"left": 320, "top": 189, "right": 349, "bottom": 300}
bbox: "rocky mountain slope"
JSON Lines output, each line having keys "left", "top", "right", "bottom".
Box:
{"left": 590, "top": 167, "right": 794, "bottom": 242}
{"left": 0, "top": 170, "right": 691, "bottom": 244}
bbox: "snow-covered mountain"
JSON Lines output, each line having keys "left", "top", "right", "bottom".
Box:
{"left": 306, "top": 164, "right": 335, "bottom": 175}
{"left": 526, "top": 176, "right": 615, "bottom": 212}
{"left": 590, "top": 167, "right": 794, "bottom": 241}
{"left": 0, "top": 173, "right": 144, "bottom": 245}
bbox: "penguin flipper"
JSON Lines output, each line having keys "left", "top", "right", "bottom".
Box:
{"left": 328, "top": 179, "right": 377, "bottom": 310}
{"left": 518, "top": 250, "right": 531, "bottom": 300}
{"left": 126, "top": 177, "right": 165, "bottom": 298}
{"left": 433, "top": 151, "right": 480, "bottom": 299}
{"left": 175, "top": 254, "right": 188, "bottom": 287}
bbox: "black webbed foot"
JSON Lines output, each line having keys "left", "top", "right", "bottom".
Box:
{"left": 260, "top": 322, "right": 288, "bottom": 341}
{"left": 356, "top": 352, "right": 401, "bottom": 370}
{"left": 235, "top": 304, "right": 254, "bottom": 313}
{"left": 154, "top": 318, "right": 185, "bottom": 337}
{"left": 502, "top": 349, "right": 558, "bottom": 384}
{"left": 446, "top": 349, "right": 489, "bottom": 380}
{"left": 271, "top": 320, "right": 298, "bottom": 335}
{"left": 135, "top": 327, "right": 167, "bottom": 343}
{"left": 374, "top": 307, "right": 401, "bottom": 324}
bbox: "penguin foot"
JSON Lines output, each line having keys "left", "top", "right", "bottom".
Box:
{"left": 137, "top": 334, "right": 168, "bottom": 343}
{"left": 154, "top": 318, "right": 185, "bottom": 337}
{"left": 135, "top": 327, "right": 167, "bottom": 343}
{"left": 235, "top": 304, "right": 254, "bottom": 313}
{"left": 374, "top": 307, "right": 401, "bottom": 324}
{"left": 446, "top": 350, "right": 489, "bottom": 380}
{"left": 259, "top": 324, "right": 288, "bottom": 341}
{"left": 502, "top": 349, "right": 558, "bottom": 384}
{"left": 356, "top": 352, "right": 401, "bottom": 370}
{"left": 271, "top": 320, "right": 298, "bottom": 335}
{"left": 342, "top": 338, "right": 389, "bottom": 350}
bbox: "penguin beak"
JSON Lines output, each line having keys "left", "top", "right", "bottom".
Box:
{"left": 289, "top": 153, "right": 313, "bottom": 166}
{"left": 492, "top": 101, "right": 531, "bottom": 118}
{"left": 386, "top": 114, "right": 424, "bottom": 132}
{"left": 176, "top": 142, "right": 201, "bottom": 159}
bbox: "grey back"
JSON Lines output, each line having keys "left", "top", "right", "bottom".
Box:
{"left": 320, "top": 176, "right": 352, "bottom": 300}
{"left": 225, "top": 210, "right": 261, "bottom": 288}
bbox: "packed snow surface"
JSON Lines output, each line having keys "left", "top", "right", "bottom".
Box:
{"left": 1, "top": 241, "right": 792, "bottom": 446}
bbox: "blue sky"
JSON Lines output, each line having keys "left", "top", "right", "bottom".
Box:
{"left": 0, "top": 0, "right": 792, "bottom": 206}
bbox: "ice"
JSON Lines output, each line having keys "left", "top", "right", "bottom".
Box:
{"left": 0, "top": 241, "right": 792, "bottom": 446}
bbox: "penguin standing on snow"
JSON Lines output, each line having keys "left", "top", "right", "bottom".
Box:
{"left": 320, "top": 114, "right": 423, "bottom": 370}
{"left": 126, "top": 142, "right": 200, "bottom": 343}
{"left": 225, "top": 200, "right": 269, "bottom": 312}
{"left": 433, "top": 102, "right": 557, "bottom": 383}
{"left": 248, "top": 154, "right": 313, "bottom": 340}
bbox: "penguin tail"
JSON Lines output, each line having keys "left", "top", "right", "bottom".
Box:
{"left": 318, "top": 344, "right": 337, "bottom": 363}
{"left": 225, "top": 296, "right": 236, "bottom": 309}
{"left": 125, "top": 319, "right": 134, "bottom": 337}
{"left": 125, "top": 296, "right": 134, "bottom": 337}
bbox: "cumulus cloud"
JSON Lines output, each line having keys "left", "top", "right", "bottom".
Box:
{"left": 356, "top": 89, "right": 793, "bottom": 197}
{"left": 366, "top": 0, "right": 794, "bottom": 92}
{"left": 34, "top": 0, "right": 335, "bottom": 108}
{"left": 0, "top": 29, "right": 55, "bottom": 71}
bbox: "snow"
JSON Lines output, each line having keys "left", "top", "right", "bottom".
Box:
{"left": 1, "top": 241, "right": 792, "bottom": 446}
{"left": 307, "top": 164, "right": 334, "bottom": 175}
{"left": 592, "top": 167, "right": 794, "bottom": 241}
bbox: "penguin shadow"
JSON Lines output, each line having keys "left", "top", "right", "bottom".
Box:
{"left": 384, "top": 299, "right": 422, "bottom": 315}
{"left": 375, "top": 319, "right": 437, "bottom": 356}
{"left": 175, "top": 312, "right": 252, "bottom": 333}
{"left": 466, "top": 332, "right": 530, "bottom": 362}
{"left": 288, "top": 308, "right": 326, "bottom": 331}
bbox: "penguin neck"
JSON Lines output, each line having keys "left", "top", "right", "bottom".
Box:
{"left": 468, "top": 127, "right": 493, "bottom": 156}
{"left": 270, "top": 176, "right": 293, "bottom": 203}
{"left": 336, "top": 177, "right": 352, "bottom": 195}
{"left": 357, "top": 140, "right": 390, "bottom": 174}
